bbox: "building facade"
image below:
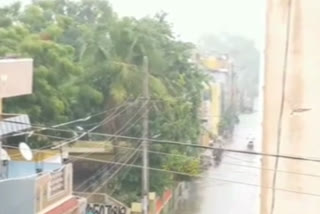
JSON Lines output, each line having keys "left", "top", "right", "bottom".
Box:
{"left": 0, "top": 58, "right": 86, "bottom": 214}
{"left": 0, "top": 163, "right": 86, "bottom": 214}
{"left": 198, "top": 55, "right": 235, "bottom": 144}
{"left": 261, "top": 0, "right": 320, "bottom": 213}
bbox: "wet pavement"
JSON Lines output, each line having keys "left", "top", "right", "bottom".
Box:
{"left": 176, "top": 111, "right": 262, "bottom": 214}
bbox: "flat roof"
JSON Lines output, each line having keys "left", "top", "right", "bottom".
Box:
{"left": 0, "top": 58, "right": 33, "bottom": 63}
{"left": 6, "top": 161, "right": 62, "bottom": 178}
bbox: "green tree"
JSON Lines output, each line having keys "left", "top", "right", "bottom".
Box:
{"left": 1, "top": 0, "right": 205, "bottom": 204}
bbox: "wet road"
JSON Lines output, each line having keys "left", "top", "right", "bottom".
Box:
{"left": 177, "top": 111, "right": 262, "bottom": 214}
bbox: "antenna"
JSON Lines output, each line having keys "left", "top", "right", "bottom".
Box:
{"left": 19, "top": 142, "right": 33, "bottom": 161}
{"left": 0, "top": 148, "right": 10, "bottom": 179}
{"left": 35, "top": 152, "right": 43, "bottom": 173}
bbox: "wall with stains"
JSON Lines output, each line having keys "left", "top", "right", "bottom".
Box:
{"left": 262, "top": 0, "right": 320, "bottom": 213}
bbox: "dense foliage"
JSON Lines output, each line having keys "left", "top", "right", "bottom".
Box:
{"left": 0, "top": 0, "right": 204, "bottom": 204}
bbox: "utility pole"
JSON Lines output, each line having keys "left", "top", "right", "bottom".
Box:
{"left": 142, "top": 56, "right": 149, "bottom": 214}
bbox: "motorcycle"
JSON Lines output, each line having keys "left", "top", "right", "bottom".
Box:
{"left": 213, "top": 149, "right": 223, "bottom": 167}
{"left": 200, "top": 150, "right": 213, "bottom": 170}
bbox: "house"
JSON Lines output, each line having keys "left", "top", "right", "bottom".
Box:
{"left": 0, "top": 58, "right": 87, "bottom": 214}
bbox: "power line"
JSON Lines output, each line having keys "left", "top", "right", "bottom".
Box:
{"left": 270, "top": 0, "right": 293, "bottom": 213}
{"left": 50, "top": 100, "right": 140, "bottom": 149}
{"left": 77, "top": 147, "right": 138, "bottom": 193}
{"left": 3, "top": 100, "right": 134, "bottom": 138}
{"left": 37, "top": 100, "right": 140, "bottom": 150}
{"left": 5, "top": 103, "right": 145, "bottom": 167}
{"left": 8, "top": 132, "right": 320, "bottom": 180}
{"left": 69, "top": 155, "right": 320, "bottom": 198}
{"left": 59, "top": 131, "right": 320, "bottom": 162}
{"left": 83, "top": 144, "right": 143, "bottom": 199}
{"left": 79, "top": 103, "right": 147, "bottom": 192}
{"left": 74, "top": 103, "right": 147, "bottom": 192}
{"left": 75, "top": 143, "right": 320, "bottom": 179}
{"left": 8, "top": 99, "right": 142, "bottom": 169}
{"left": 5, "top": 144, "right": 320, "bottom": 198}
{"left": 65, "top": 102, "right": 146, "bottom": 179}
{"left": 68, "top": 101, "right": 136, "bottom": 128}
{"left": 4, "top": 119, "right": 320, "bottom": 163}
{"left": 107, "top": 151, "right": 141, "bottom": 197}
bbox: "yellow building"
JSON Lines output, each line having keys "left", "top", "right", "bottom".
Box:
{"left": 210, "top": 83, "right": 222, "bottom": 136}
{"left": 199, "top": 55, "right": 230, "bottom": 145}
{"left": 202, "top": 56, "right": 229, "bottom": 72}
{"left": 200, "top": 82, "right": 222, "bottom": 146}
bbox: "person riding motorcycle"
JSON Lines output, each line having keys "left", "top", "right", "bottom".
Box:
{"left": 214, "top": 145, "right": 223, "bottom": 161}
{"left": 247, "top": 137, "right": 254, "bottom": 149}
{"left": 213, "top": 137, "right": 223, "bottom": 164}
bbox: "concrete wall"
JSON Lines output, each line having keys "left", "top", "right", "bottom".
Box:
{"left": 0, "top": 176, "right": 36, "bottom": 214}
{"left": 36, "top": 164, "right": 73, "bottom": 212}
{"left": 262, "top": 0, "right": 320, "bottom": 213}
{"left": 0, "top": 59, "right": 33, "bottom": 98}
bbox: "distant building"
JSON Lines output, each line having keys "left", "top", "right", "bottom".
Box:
{"left": 201, "top": 55, "right": 235, "bottom": 113}
{"left": 198, "top": 54, "right": 236, "bottom": 143}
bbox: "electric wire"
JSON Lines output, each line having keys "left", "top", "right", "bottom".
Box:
{"left": 26, "top": 145, "right": 320, "bottom": 198}
{"left": 4, "top": 119, "right": 320, "bottom": 163}
{"left": 69, "top": 155, "right": 320, "bottom": 198}
{"left": 3, "top": 100, "right": 133, "bottom": 138}
{"left": 7, "top": 132, "right": 320, "bottom": 180}
{"left": 73, "top": 113, "right": 145, "bottom": 192}
{"left": 107, "top": 151, "right": 141, "bottom": 197}
{"left": 270, "top": 0, "right": 293, "bottom": 213}
{"left": 83, "top": 144, "right": 143, "bottom": 199}
{"left": 50, "top": 100, "right": 140, "bottom": 150}
{"left": 73, "top": 102, "right": 147, "bottom": 192}
{"left": 5, "top": 144, "right": 320, "bottom": 198}
{"left": 6, "top": 101, "right": 142, "bottom": 163}
{"left": 37, "top": 100, "right": 140, "bottom": 151}
{"left": 70, "top": 143, "right": 320, "bottom": 179}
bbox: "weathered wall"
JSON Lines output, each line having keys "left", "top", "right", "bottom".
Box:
{"left": 262, "top": 0, "right": 320, "bottom": 213}
{"left": 0, "top": 177, "right": 36, "bottom": 214}
{"left": 36, "top": 164, "right": 73, "bottom": 212}
{"left": 0, "top": 59, "right": 33, "bottom": 98}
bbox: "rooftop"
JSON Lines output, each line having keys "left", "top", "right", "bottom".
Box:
{"left": 200, "top": 56, "right": 231, "bottom": 72}
{"left": 5, "top": 160, "right": 61, "bottom": 179}
{"left": 0, "top": 114, "right": 31, "bottom": 136}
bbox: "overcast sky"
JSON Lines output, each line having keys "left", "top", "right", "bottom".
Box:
{"left": 3, "top": 0, "right": 265, "bottom": 47}
{"left": 109, "top": 0, "right": 265, "bottom": 47}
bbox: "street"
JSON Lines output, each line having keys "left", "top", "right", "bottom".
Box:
{"left": 176, "top": 110, "right": 262, "bottom": 214}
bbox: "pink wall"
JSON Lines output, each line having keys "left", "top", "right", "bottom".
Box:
{"left": 0, "top": 59, "right": 33, "bottom": 98}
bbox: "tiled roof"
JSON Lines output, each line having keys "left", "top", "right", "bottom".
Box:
{"left": 0, "top": 114, "right": 31, "bottom": 136}
{"left": 45, "top": 197, "right": 79, "bottom": 214}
